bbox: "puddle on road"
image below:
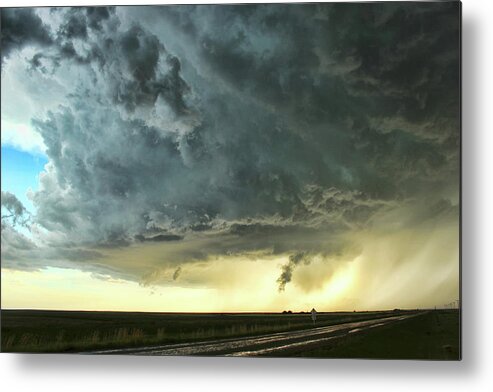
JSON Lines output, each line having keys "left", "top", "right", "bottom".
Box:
{"left": 89, "top": 313, "right": 419, "bottom": 356}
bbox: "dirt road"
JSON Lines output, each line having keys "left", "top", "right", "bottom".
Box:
{"left": 88, "top": 312, "right": 422, "bottom": 357}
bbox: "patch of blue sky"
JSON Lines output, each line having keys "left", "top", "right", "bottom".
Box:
{"left": 1, "top": 145, "right": 48, "bottom": 214}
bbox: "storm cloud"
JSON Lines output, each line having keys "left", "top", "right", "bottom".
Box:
{"left": 1, "top": 3, "right": 460, "bottom": 292}
{"left": 1, "top": 191, "right": 30, "bottom": 227}
{"left": 0, "top": 8, "right": 53, "bottom": 61}
{"left": 277, "top": 252, "right": 311, "bottom": 292}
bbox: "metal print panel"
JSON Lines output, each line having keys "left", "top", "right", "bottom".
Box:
{"left": 0, "top": 1, "right": 461, "bottom": 359}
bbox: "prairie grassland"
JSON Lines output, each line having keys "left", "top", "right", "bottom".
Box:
{"left": 1, "top": 309, "right": 412, "bottom": 353}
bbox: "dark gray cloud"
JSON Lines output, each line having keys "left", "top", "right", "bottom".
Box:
{"left": 1, "top": 221, "right": 106, "bottom": 273}
{"left": 136, "top": 233, "right": 184, "bottom": 242}
{"left": 58, "top": 13, "right": 88, "bottom": 39}
{"left": 172, "top": 266, "right": 182, "bottom": 281}
{"left": 1, "top": 4, "right": 460, "bottom": 289}
{"left": 85, "top": 6, "right": 114, "bottom": 31}
{"left": 1, "top": 8, "right": 54, "bottom": 61}
{"left": 277, "top": 252, "right": 311, "bottom": 292}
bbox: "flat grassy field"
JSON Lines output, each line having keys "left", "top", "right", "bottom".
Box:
{"left": 295, "top": 310, "right": 460, "bottom": 360}
{"left": 1, "top": 309, "right": 410, "bottom": 353}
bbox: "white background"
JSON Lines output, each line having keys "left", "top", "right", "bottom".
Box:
{"left": 1, "top": 0, "right": 491, "bottom": 391}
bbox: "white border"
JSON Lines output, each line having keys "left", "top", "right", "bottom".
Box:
{"left": 2, "top": 0, "right": 493, "bottom": 391}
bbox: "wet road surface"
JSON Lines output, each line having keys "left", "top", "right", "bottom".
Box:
{"left": 87, "top": 312, "right": 423, "bottom": 357}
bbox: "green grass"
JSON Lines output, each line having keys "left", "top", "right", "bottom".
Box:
{"left": 295, "top": 310, "right": 460, "bottom": 360}
{"left": 1, "top": 309, "right": 413, "bottom": 353}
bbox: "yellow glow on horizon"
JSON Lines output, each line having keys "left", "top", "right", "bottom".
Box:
{"left": 1, "top": 267, "right": 217, "bottom": 312}
{"left": 1, "top": 219, "right": 459, "bottom": 313}
{"left": 1, "top": 254, "right": 361, "bottom": 313}
{"left": 322, "top": 260, "right": 357, "bottom": 299}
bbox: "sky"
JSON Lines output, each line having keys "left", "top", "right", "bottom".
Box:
{"left": 1, "top": 2, "right": 460, "bottom": 312}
